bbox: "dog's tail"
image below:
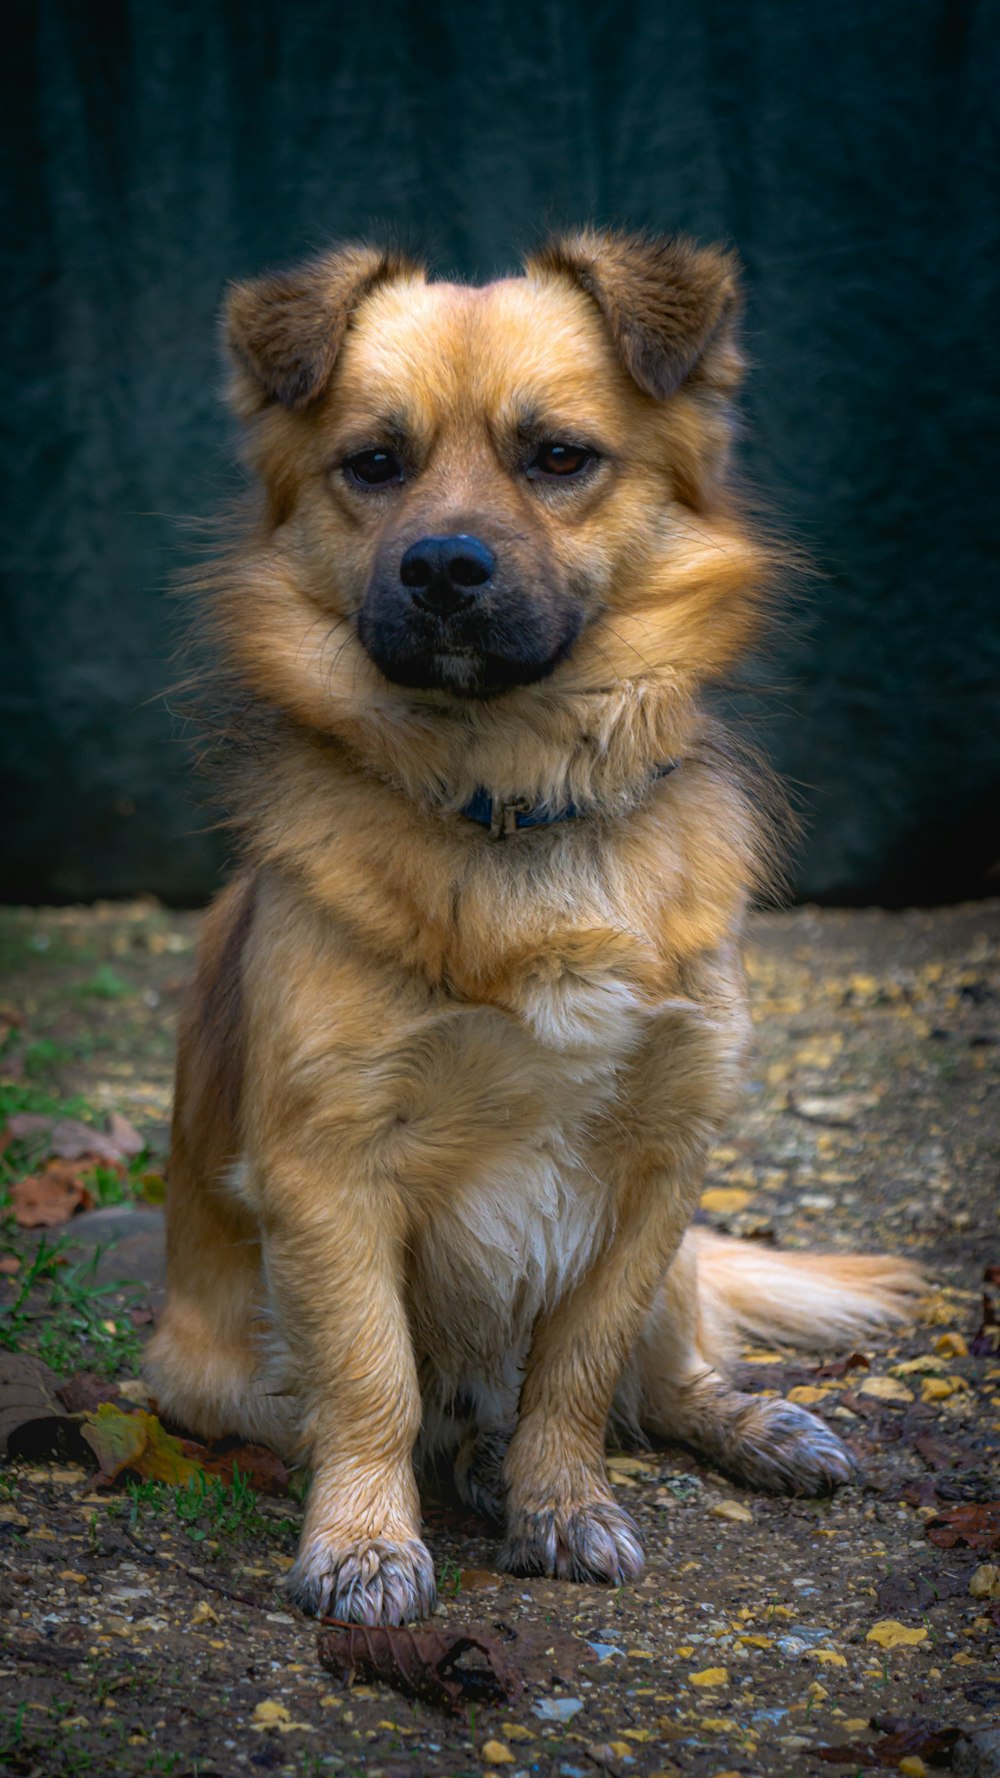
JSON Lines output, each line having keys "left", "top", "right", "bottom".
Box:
{"left": 688, "top": 1227, "right": 926, "bottom": 1368}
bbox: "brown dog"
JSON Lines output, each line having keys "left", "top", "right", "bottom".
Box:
{"left": 146, "top": 230, "right": 921, "bottom": 1624}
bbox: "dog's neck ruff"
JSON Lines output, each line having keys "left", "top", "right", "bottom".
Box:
{"left": 459, "top": 761, "right": 678, "bottom": 840}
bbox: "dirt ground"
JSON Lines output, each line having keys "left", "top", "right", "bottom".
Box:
{"left": 1, "top": 898, "right": 998, "bottom": 1778}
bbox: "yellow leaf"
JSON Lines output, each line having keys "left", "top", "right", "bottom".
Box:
{"left": 481, "top": 1741, "right": 515, "bottom": 1765}
{"left": 891, "top": 1356, "right": 945, "bottom": 1376}
{"left": 899, "top": 1760, "right": 927, "bottom": 1778}
{"left": 700, "top": 1188, "right": 752, "bottom": 1214}
{"left": 921, "top": 1375, "right": 965, "bottom": 1402}
{"left": 606, "top": 1454, "right": 657, "bottom": 1475}
{"left": 858, "top": 1376, "right": 915, "bottom": 1404}
{"left": 251, "top": 1699, "right": 314, "bottom": 1735}
{"left": 81, "top": 1404, "right": 203, "bottom": 1488}
{"left": 501, "top": 1724, "right": 534, "bottom": 1741}
{"left": 690, "top": 1667, "right": 729, "bottom": 1686}
{"left": 253, "top": 1702, "right": 290, "bottom": 1727}
{"left": 935, "top": 1331, "right": 968, "bottom": 1358}
{"left": 812, "top": 1649, "right": 847, "bottom": 1667}
{"left": 709, "top": 1500, "right": 753, "bottom": 1523}
{"left": 865, "top": 1619, "right": 928, "bottom": 1648}
{"left": 787, "top": 1386, "right": 830, "bottom": 1406}
{"left": 738, "top": 1634, "right": 773, "bottom": 1648}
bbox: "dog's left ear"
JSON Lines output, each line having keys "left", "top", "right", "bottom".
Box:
{"left": 526, "top": 229, "right": 741, "bottom": 401}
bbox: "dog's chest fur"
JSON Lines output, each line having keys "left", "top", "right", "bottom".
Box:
{"left": 405, "top": 961, "right": 655, "bottom": 1419}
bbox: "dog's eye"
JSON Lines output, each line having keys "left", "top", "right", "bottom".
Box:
{"left": 344, "top": 449, "right": 405, "bottom": 489}
{"left": 528, "top": 442, "right": 595, "bottom": 480}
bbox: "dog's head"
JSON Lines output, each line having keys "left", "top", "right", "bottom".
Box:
{"left": 222, "top": 231, "right": 765, "bottom": 730}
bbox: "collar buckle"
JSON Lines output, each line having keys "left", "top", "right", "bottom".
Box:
{"left": 488, "top": 796, "right": 531, "bottom": 840}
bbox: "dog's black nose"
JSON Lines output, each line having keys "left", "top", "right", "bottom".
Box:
{"left": 400, "top": 535, "right": 496, "bottom": 617}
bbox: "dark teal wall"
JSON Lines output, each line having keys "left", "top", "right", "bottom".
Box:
{"left": 3, "top": 0, "right": 998, "bottom": 903}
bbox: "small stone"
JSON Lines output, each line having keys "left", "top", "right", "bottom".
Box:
{"left": 792, "top": 1092, "right": 878, "bottom": 1125}
{"left": 969, "top": 1564, "right": 1000, "bottom": 1599}
{"left": 586, "top": 1743, "right": 631, "bottom": 1769}
{"left": 482, "top": 1740, "right": 515, "bottom": 1765}
{"left": 533, "top": 1698, "right": 583, "bottom": 1723}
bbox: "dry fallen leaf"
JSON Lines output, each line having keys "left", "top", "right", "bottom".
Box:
{"left": 709, "top": 1500, "right": 753, "bottom": 1523}
{"left": 858, "top": 1375, "right": 915, "bottom": 1405}
{"left": 926, "top": 1502, "right": 1000, "bottom": 1552}
{"left": 689, "top": 1666, "right": 729, "bottom": 1686}
{"left": 10, "top": 1159, "right": 96, "bottom": 1227}
{"left": 5, "top": 1112, "right": 140, "bottom": 1166}
{"left": 318, "top": 1622, "right": 521, "bottom": 1714}
{"left": 183, "top": 1438, "right": 290, "bottom": 1497}
{"left": 700, "top": 1188, "right": 752, "bottom": 1214}
{"left": 82, "top": 1404, "right": 203, "bottom": 1487}
{"left": 865, "top": 1618, "right": 928, "bottom": 1648}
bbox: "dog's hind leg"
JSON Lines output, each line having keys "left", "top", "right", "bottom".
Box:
{"left": 628, "top": 1228, "right": 924, "bottom": 1494}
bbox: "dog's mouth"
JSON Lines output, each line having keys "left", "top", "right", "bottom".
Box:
{"left": 356, "top": 591, "right": 584, "bottom": 700}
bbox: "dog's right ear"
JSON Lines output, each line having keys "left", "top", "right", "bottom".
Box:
{"left": 225, "top": 245, "right": 423, "bottom": 415}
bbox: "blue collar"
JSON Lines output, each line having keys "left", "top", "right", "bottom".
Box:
{"left": 459, "top": 761, "right": 678, "bottom": 839}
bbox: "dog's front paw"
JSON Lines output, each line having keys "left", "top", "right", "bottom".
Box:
{"left": 287, "top": 1535, "right": 436, "bottom": 1623}
{"left": 500, "top": 1498, "right": 644, "bottom": 1586}
{"left": 727, "top": 1397, "right": 860, "bottom": 1495}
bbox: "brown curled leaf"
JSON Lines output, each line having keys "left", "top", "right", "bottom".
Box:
{"left": 10, "top": 1159, "right": 97, "bottom": 1227}
{"left": 318, "top": 1621, "right": 522, "bottom": 1714}
{"left": 925, "top": 1501, "right": 1000, "bottom": 1552}
{"left": 812, "top": 1351, "right": 870, "bottom": 1380}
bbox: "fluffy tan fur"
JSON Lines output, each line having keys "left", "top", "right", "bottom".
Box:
{"left": 146, "top": 230, "right": 923, "bottom": 1623}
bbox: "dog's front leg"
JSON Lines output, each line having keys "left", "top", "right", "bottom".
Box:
{"left": 499, "top": 1184, "right": 680, "bottom": 1584}
{"left": 501, "top": 999, "right": 742, "bottom": 1586}
{"left": 257, "top": 1165, "right": 432, "bottom": 1623}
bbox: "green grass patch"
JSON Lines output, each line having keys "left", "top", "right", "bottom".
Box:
{"left": 118, "top": 1469, "right": 299, "bottom": 1551}
{"left": 76, "top": 965, "right": 131, "bottom": 1001}
{"left": 0, "top": 1237, "right": 146, "bottom": 1376}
